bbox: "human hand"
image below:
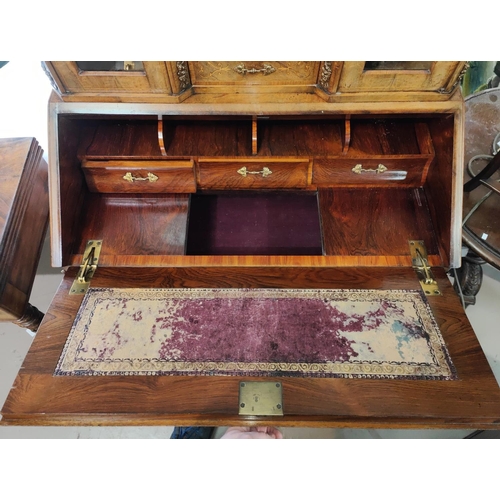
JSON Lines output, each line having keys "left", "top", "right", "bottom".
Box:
{"left": 220, "top": 426, "right": 283, "bottom": 439}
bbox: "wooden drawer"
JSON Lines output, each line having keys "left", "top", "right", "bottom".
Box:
{"left": 189, "top": 62, "right": 320, "bottom": 87}
{"left": 198, "top": 158, "right": 309, "bottom": 189}
{"left": 313, "top": 156, "right": 430, "bottom": 187}
{"left": 82, "top": 160, "right": 196, "bottom": 193}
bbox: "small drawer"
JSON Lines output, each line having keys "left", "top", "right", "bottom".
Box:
{"left": 198, "top": 158, "right": 309, "bottom": 190}
{"left": 82, "top": 160, "right": 196, "bottom": 193}
{"left": 313, "top": 156, "right": 430, "bottom": 187}
{"left": 189, "top": 62, "right": 320, "bottom": 86}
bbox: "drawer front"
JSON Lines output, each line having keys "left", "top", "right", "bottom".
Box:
{"left": 198, "top": 159, "right": 309, "bottom": 189}
{"left": 189, "top": 62, "right": 320, "bottom": 87}
{"left": 313, "top": 157, "right": 429, "bottom": 187}
{"left": 82, "top": 160, "right": 196, "bottom": 193}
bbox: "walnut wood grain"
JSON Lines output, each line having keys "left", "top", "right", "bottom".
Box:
{"left": 319, "top": 188, "right": 440, "bottom": 259}
{"left": 82, "top": 160, "right": 196, "bottom": 193}
{"left": 45, "top": 62, "right": 466, "bottom": 104}
{"left": 188, "top": 62, "right": 320, "bottom": 86}
{"left": 252, "top": 116, "right": 258, "bottom": 155}
{"left": 167, "top": 119, "right": 253, "bottom": 157}
{"left": 424, "top": 114, "right": 457, "bottom": 268}
{"left": 198, "top": 158, "right": 309, "bottom": 189}
{"left": 47, "top": 62, "right": 173, "bottom": 95}
{"left": 0, "top": 138, "right": 49, "bottom": 325}
{"left": 78, "top": 119, "right": 162, "bottom": 157}
{"left": 257, "top": 119, "right": 344, "bottom": 156}
{"left": 313, "top": 156, "right": 430, "bottom": 188}
{"left": 67, "top": 254, "right": 444, "bottom": 269}
{"left": 343, "top": 115, "right": 351, "bottom": 153}
{"left": 2, "top": 266, "right": 500, "bottom": 427}
{"left": 157, "top": 116, "right": 167, "bottom": 156}
{"left": 337, "top": 62, "right": 465, "bottom": 93}
{"left": 348, "top": 119, "right": 421, "bottom": 155}
{"left": 75, "top": 193, "right": 190, "bottom": 257}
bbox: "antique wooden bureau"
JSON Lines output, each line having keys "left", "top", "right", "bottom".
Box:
{"left": 2, "top": 61, "right": 500, "bottom": 428}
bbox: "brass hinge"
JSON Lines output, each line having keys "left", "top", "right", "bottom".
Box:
{"left": 409, "top": 240, "right": 441, "bottom": 296}
{"left": 70, "top": 240, "right": 102, "bottom": 295}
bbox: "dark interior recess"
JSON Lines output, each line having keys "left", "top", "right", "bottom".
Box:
{"left": 186, "top": 191, "right": 323, "bottom": 255}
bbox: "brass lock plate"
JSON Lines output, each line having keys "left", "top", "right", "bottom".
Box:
{"left": 238, "top": 381, "right": 283, "bottom": 416}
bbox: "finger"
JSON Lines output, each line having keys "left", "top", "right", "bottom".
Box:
{"left": 255, "top": 426, "right": 283, "bottom": 438}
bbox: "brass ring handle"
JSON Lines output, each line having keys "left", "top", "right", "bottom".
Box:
{"left": 352, "top": 164, "right": 388, "bottom": 175}
{"left": 237, "top": 166, "right": 273, "bottom": 178}
{"left": 123, "top": 172, "right": 159, "bottom": 183}
{"left": 234, "top": 63, "right": 276, "bottom": 76}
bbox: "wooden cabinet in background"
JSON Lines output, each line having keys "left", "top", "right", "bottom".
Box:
{"left": 0, "top": 138, "right": 49, "bottom": 332}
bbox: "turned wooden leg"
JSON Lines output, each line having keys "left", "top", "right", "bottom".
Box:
{"left": 452, "top": 251, "right": 484, "bottom": 307}
{"left": 13, "top": 303, "right": 44, "bottom": 332}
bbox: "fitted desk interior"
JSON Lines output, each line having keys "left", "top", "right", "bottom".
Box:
{"left": 2, "top": 61, "right": 500, "bottom": 428}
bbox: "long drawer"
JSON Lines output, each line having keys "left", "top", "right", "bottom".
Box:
{"left": 198, "top": 158, "right": 309, "bottom": 189}
{"left": 82, "top": 160, "right": 196, "bottom": 193}
{"left": 313, "top": 156, "right": 431, "bottom": 187}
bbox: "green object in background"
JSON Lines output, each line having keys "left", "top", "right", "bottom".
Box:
{"left": 462, "top": 62, "right": 497, "bottom": 96}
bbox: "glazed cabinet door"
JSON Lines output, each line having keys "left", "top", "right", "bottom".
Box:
{"left": 44, "top": 62, "right": 177, "bottom": 97}
{"left": 337, "top": 62, "right": 466, "bottom": 94}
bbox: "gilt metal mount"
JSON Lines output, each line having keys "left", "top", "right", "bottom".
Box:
{"left": 70, "top": 240, "right": 102, "bottom": 295}
{"left": 409, "top": 240, "right": 441, "bottom": 296}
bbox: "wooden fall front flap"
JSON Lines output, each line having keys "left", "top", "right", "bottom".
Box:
{"left": 2, "top": 265, "right": 500, "bottom": 428}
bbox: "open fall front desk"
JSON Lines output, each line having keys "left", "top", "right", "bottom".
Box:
{"left": 2, "top": 61, "right": 500, "bottom": 428}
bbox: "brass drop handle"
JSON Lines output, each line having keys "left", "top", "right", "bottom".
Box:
{"left": 234, "top": 63, "right": 276, "bottom": 76}
{"left": 352, "top": 164, "right": 388, "bottom": 174}
{"left": 123, "top": 172, "right": 159, "bottom": 183}
{"left": 237, "top": 166, "right": 273, "bottom": 178}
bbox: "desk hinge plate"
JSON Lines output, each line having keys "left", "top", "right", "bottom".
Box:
{"left": 238, "top": 381, "right": 283, "bottom": 416}
{"left": 409, "top": 240, "right": 441, "bottom": 296}
{"left": 70, "top": 240, "right": 102, "bottom": 295}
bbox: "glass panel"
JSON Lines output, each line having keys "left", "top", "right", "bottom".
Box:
{"left": 364, "top": 62, "right": 432, "bottom": 71}
{"left": 76, "top": 61, "right": 144, "bottom": 72}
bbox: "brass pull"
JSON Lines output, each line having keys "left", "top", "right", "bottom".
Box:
{"left": 237, "top": 166, "right": 273, "bottom": 178}
{"left": 123, "top": 172, "right": 159, "bottom": 183}
{"left": 234, "top": 63, "right": 276, "bottom": 76}
{"left": 352, "top": 164, "right": 388, "bottom": 175}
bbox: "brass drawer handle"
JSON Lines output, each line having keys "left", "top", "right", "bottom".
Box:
{"left": 234, "top": 63, "right": 276, "bottom": 76}
{"left": 237, "top": 166, "right": 273, "bottom": 178}
{"left": 352, "top": 164, "right": 387, "bottom": 175}
{"left": 123, "top": 172, "right": 159, "bottom": 183}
